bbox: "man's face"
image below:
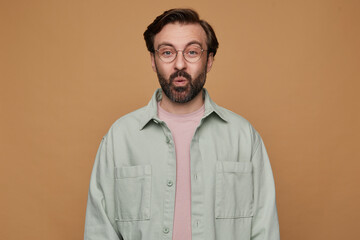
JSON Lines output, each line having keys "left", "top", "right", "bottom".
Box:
{"left": 151, "top": 22, "right": 214, "bottom": 103}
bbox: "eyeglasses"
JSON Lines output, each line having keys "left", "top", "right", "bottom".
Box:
{"left": 155, "top": 45, "right": 207, "bottom": 63}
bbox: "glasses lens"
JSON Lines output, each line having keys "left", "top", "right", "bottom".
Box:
{"left": 157, "top": 47, "right": 176, "bottom": 62}
{"left": 184, "top": 46, "right": 203, "bottom": 62}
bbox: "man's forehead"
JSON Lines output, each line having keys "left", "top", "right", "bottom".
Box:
{"left": 153, "top": 22, "right": 207, "bottom": 48}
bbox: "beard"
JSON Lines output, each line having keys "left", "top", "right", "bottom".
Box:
{"left": 155, "top": 65, "right": 207, "bottom": 104}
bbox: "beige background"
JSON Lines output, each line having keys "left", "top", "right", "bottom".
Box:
{"left": 1, "top": 0, "right": 359, "bottom": 239}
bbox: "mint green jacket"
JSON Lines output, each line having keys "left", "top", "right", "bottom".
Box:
{"left": 84, "top": 89, "right": 280, "bottom": 240}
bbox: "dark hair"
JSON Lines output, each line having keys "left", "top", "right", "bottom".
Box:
{"left": 143, "top": 8, "right": 219, "bottom": 56}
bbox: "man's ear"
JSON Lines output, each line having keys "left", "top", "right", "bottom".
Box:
{"left": 206, "top": 53, "right": 214, "bottom": 73}
{"left": 150, "top": 53, "right": 157, "bottom": 72}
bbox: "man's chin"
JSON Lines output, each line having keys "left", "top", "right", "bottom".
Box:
{"left": 169, "top": 88, "right": 191, "bottom": 103}
{"left": 172, "top": 85, "right": 188, "bottom": 93}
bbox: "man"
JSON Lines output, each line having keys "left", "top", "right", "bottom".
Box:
{"left": 84, "top": 8, "right": 280, "bottom": 240}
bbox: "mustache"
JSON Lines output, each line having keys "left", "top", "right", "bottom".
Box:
{"left": 169, "top": 70, "right": 192, "bottom": 82}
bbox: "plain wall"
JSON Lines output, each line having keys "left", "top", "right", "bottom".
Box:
{"left": 1, "top": 0, "right": 359, "bottom": 239}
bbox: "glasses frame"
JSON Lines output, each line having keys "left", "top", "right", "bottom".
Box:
{"left": 155, "top": 45, "right": 207, "bottom": 63}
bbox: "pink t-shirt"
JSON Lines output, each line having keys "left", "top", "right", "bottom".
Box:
{"left": 158, "top": 103, "right": 205, "bottom": 240}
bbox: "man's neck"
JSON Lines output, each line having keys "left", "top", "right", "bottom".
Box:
{"left": 160, "top": 91, "right": 204, "bottom": 114}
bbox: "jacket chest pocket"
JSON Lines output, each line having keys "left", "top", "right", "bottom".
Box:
{"left": 114, "top": 165, "right": 151, "bottom": 221}
{"left": 215, "top": 161, "right": 254, "bottom": 218}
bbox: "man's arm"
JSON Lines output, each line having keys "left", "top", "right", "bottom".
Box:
{"left": 251, "top": 134, "right": 280, "bottom": 240}
{"left": 84, "top": 136, "right": 122, "bottom": 240}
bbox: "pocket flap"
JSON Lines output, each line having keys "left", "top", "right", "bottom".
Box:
{"left": 115, "top": 165, "right": 152, "bottom": 179}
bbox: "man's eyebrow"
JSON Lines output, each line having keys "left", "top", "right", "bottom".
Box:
{"left": 157, "top": 42, "right": 175, "bottom": 49}
{"left": 185, "top": 41, "right": 203, "bottom": 48}
{"left": 157, "top": 41, "right": 203, "bottom": 49}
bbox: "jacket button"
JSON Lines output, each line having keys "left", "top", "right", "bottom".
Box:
{"left": 167, "top": 180, "right": 173, "bottom": 187}
{"left": 163, "top": 227, "right": 170, "bottom": 234}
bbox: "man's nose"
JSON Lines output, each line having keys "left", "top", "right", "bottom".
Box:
{"left": 174, "top": 50, "right": 187, "bottom": 70}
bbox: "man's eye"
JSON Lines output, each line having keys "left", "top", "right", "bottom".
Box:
{"left": 186, "top": 48, "right": 201, "bottom": 57}
{"left": 163, "top": 51, "right": 172, "bottom": 56}
{"left": 159, "top": 48, "right": 175, "bottom": 58}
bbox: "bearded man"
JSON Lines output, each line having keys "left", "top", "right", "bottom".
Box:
{"left": 84, "top": 8, "right": 280, "bottom": 240}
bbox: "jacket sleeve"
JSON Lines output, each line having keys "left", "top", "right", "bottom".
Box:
{"left": 251, "top": 133, "right": 280, "bottom": 240}
{"left": 84, "top": 136, "right": 122, "bottom": 240}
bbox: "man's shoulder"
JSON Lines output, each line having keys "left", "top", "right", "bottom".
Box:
{"left": 216, "top": 104, "right": 253, "bottom": 128}
{"left": 215, "top": 104, "right": 261, "bottom": 143}
{"left": 108, "top": 105, "right": 148, "bottom": 132}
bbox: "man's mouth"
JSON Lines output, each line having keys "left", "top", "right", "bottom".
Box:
{"left": 172, "top": 77, "right": 188, "bottom": 86}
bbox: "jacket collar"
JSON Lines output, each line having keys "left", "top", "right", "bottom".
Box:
{"left": 139, "top": 88, "right": 228, "bottom": 130}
